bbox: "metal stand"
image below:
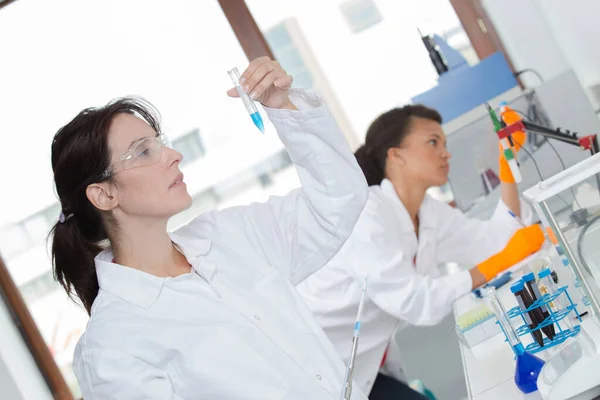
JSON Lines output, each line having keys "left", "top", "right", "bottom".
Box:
{"left": 498, "top": 120, "right": 600, "bottom": 190}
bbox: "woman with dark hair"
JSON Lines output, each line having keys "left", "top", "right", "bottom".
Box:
{"left": 297, "top": 104, "right": 545, "bottom": 398}
{"left": 50, "top": 57, "right": 369, "bottom": 399}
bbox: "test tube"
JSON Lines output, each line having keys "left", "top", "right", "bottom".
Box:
{"left": 538, "top": 268, "right": 574, "bottom": 329}
{"left": 522, "top": 272, "right": 556, "bottom": 340}
{"left": 483, "top": 287, "right": 545, "bottom": 394}
{"left": 501, "top": 146, "right": 523, "bottom": 183}
{"left": 482, "top": 287, "right": 525, "bottom": 355}
{"left": 511, "top": 280, "right": 545, "bottom": 347}
{"left": 227, "top": 67, "right": 265, "bottom": 133}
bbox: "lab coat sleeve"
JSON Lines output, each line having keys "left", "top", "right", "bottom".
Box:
{"left": 247, "top": 89, "right": 368, "bottom": 285}
{"left": 434, "top": 197, "right": 535, "bottom": 266}
{"left": 490, "top": 197, "right": 535, "bottom": 225}
{"left": 346, "top": 194, "right": 473, "bottom": 326}
{"left": 74, "top": 347, "right": 182, "bottom": 400}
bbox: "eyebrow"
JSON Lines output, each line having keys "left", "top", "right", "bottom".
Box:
{"left": 126, "top": 137, "right": 148, "bottom": 151}
{"left": 127, "top": 133, "right": 159, "bottom": 150}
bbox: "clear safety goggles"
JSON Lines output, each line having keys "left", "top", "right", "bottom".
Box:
{"left": 105, "top": 133, "right": 172, "bottom": 176}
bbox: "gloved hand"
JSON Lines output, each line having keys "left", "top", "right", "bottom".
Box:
{"left": 477, "top": 224, "right": 545, "bottom": 281}
{"left": 498, "top": 129, "right": 526, "bottom": 183}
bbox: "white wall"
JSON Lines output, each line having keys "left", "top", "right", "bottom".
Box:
{"left": 536, "top": 0, "right": 600, "bottom": 98}
{"left": 483, "top": 0, "right": 600, "bottom": 109}
{"left": 482, "top": 0, "right": 569, "bottom": 87}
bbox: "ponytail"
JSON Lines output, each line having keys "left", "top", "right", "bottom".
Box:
{"left": 355, "top": 105, "right": 443, "bottom": 186}
{"left": 51, "top": 217, "right": 101, "bottom": 314}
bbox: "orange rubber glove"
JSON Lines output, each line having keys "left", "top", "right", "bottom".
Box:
{"left": 498, "top": 105, "right": 527, "bottom": 183}
{"left": 477, "top": 224, "right": 545, "bottom": 281}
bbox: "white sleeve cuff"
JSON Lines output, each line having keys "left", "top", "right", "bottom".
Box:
{"left": 491, "top": 197, "right": 535, "bottom": 227}
{"left": 454, "top": 270, "right": 474, "bottom": 300}
{"left": 263, "top": 89, "right": 326, "bottom": 120}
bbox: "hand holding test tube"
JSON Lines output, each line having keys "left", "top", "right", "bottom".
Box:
{"left": 228, "top": 67, "right": 265, "bottom": 133}
{"left": 227, "top": 57, "right": 296, "bottom": 133}
{"left": 485, "top": 102, "right": 523, "bottom": 183}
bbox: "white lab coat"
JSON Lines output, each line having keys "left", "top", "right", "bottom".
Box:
{"left": 72, "top": 90, "right": 369, "bottom": 400}
{"left": 296, "top": 178, "right": 533, "bottom": 393}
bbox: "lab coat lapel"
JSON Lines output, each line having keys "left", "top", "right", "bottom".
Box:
{"left": 381, "top": 180, "right": 421, "bottom": 268}
{"left": 414, "top": 197, "right": 438, "bottom": 275}
{"left": 381, "top": 180, "right": 440, "bottom": 275}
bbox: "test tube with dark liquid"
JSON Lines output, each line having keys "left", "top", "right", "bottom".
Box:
{"left": 523, "top": 272, "right": 555, "bottom": 340}
{"left": 511, "top": 280, "right": 545, "bottom": 347}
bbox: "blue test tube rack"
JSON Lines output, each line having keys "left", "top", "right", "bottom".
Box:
{"left": 497, "top": 286, "right": 582, "bottom": 355}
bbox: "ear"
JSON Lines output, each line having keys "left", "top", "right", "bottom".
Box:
{"left": 86, "top": 182, "right": 118, "bottom": 212}
{"left": 386, "top": 147, "right": 406, "bottom": 166}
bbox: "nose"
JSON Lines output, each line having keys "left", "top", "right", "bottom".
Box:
{"left": 164, "top": 146, "right": 183, "bottom": 168}
{"left": 442, "top": 147, "right": 452, "bottom": 160}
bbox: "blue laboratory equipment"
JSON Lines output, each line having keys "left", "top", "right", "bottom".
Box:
{"left": 228, "top": 67, "right": 265, "bottom": 133}
{"left": 483, "top": 287, "right": 545, "bottom": 394}
{"left": 432, "top": 34, "right": 468, "bottom": 74}
{"left": 538, "top": 268, "right": 575, "bottom": 329}
{"left": 411, "top": 52, "right": 518, "bottom": 124}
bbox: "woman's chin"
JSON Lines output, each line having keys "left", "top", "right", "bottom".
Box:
{"left": 170, "top": 192, "right": 193, "bottom": 215}
{"left": 431, "top": 175, "right": 449, "bottom": 187}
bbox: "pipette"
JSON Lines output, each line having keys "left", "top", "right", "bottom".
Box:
{"left": 340, "top": 278, "right": 368, "bottom": 400}
{"left": 228, "top": 67, "right": 265, "bottom": 133}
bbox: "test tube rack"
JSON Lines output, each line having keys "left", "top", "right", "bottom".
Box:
{"left": 498, "top": 286, "right": 582, "bottom": 355}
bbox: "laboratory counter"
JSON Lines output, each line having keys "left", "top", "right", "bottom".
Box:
{"left": 454, "top": 256, "right": 600, "bottom": 400}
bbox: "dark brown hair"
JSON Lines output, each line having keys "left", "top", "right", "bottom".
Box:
{"left": 354, "top": 105, "right": 442, "bottom": 186}
{"left": 49, "top": 97, "right": 161, "bottom": 314}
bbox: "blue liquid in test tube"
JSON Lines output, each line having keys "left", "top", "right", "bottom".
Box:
{"left": 228, "top": 67, "right": 265, "bottom": 133}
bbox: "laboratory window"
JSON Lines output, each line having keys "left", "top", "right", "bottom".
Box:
{"left": 339, "top": 0, "right": 384, "bottom": 34}
{"left": 265, "top": 20, "right": 316, "bottom": 91}
{"left": 172, "top": 128, "right": 206, "bottom": 167}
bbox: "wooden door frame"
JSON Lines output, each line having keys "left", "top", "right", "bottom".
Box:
{"left": 0, "top": 0, "right": 18, "bottom": 11}
{"left": 449, "top": 0, "right": 522, "bottom": 86}
{"left": 0, "top": 255, "right": 73, "bottom": 399}
{"left": 218, "top": 0, "right": 275, "bottom": 60}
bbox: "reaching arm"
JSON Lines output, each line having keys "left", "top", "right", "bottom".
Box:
{"left": 244, "top": 89, "right": 368, "bottom": 285}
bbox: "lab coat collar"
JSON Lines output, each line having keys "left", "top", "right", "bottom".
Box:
{"left": 169, "top": 232, "right": 215, "bottom": 281}
{"left": 95, "top": 250, "right": 165, "bottom": 309}
{"left": 379, "top": 178, "right": 437, "bottom": 233}
{"left": 94, "top": 233, "right": 212, "bottom": 309}
{"left": 168, "top": 231, "right": 212, "bottom": 260}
